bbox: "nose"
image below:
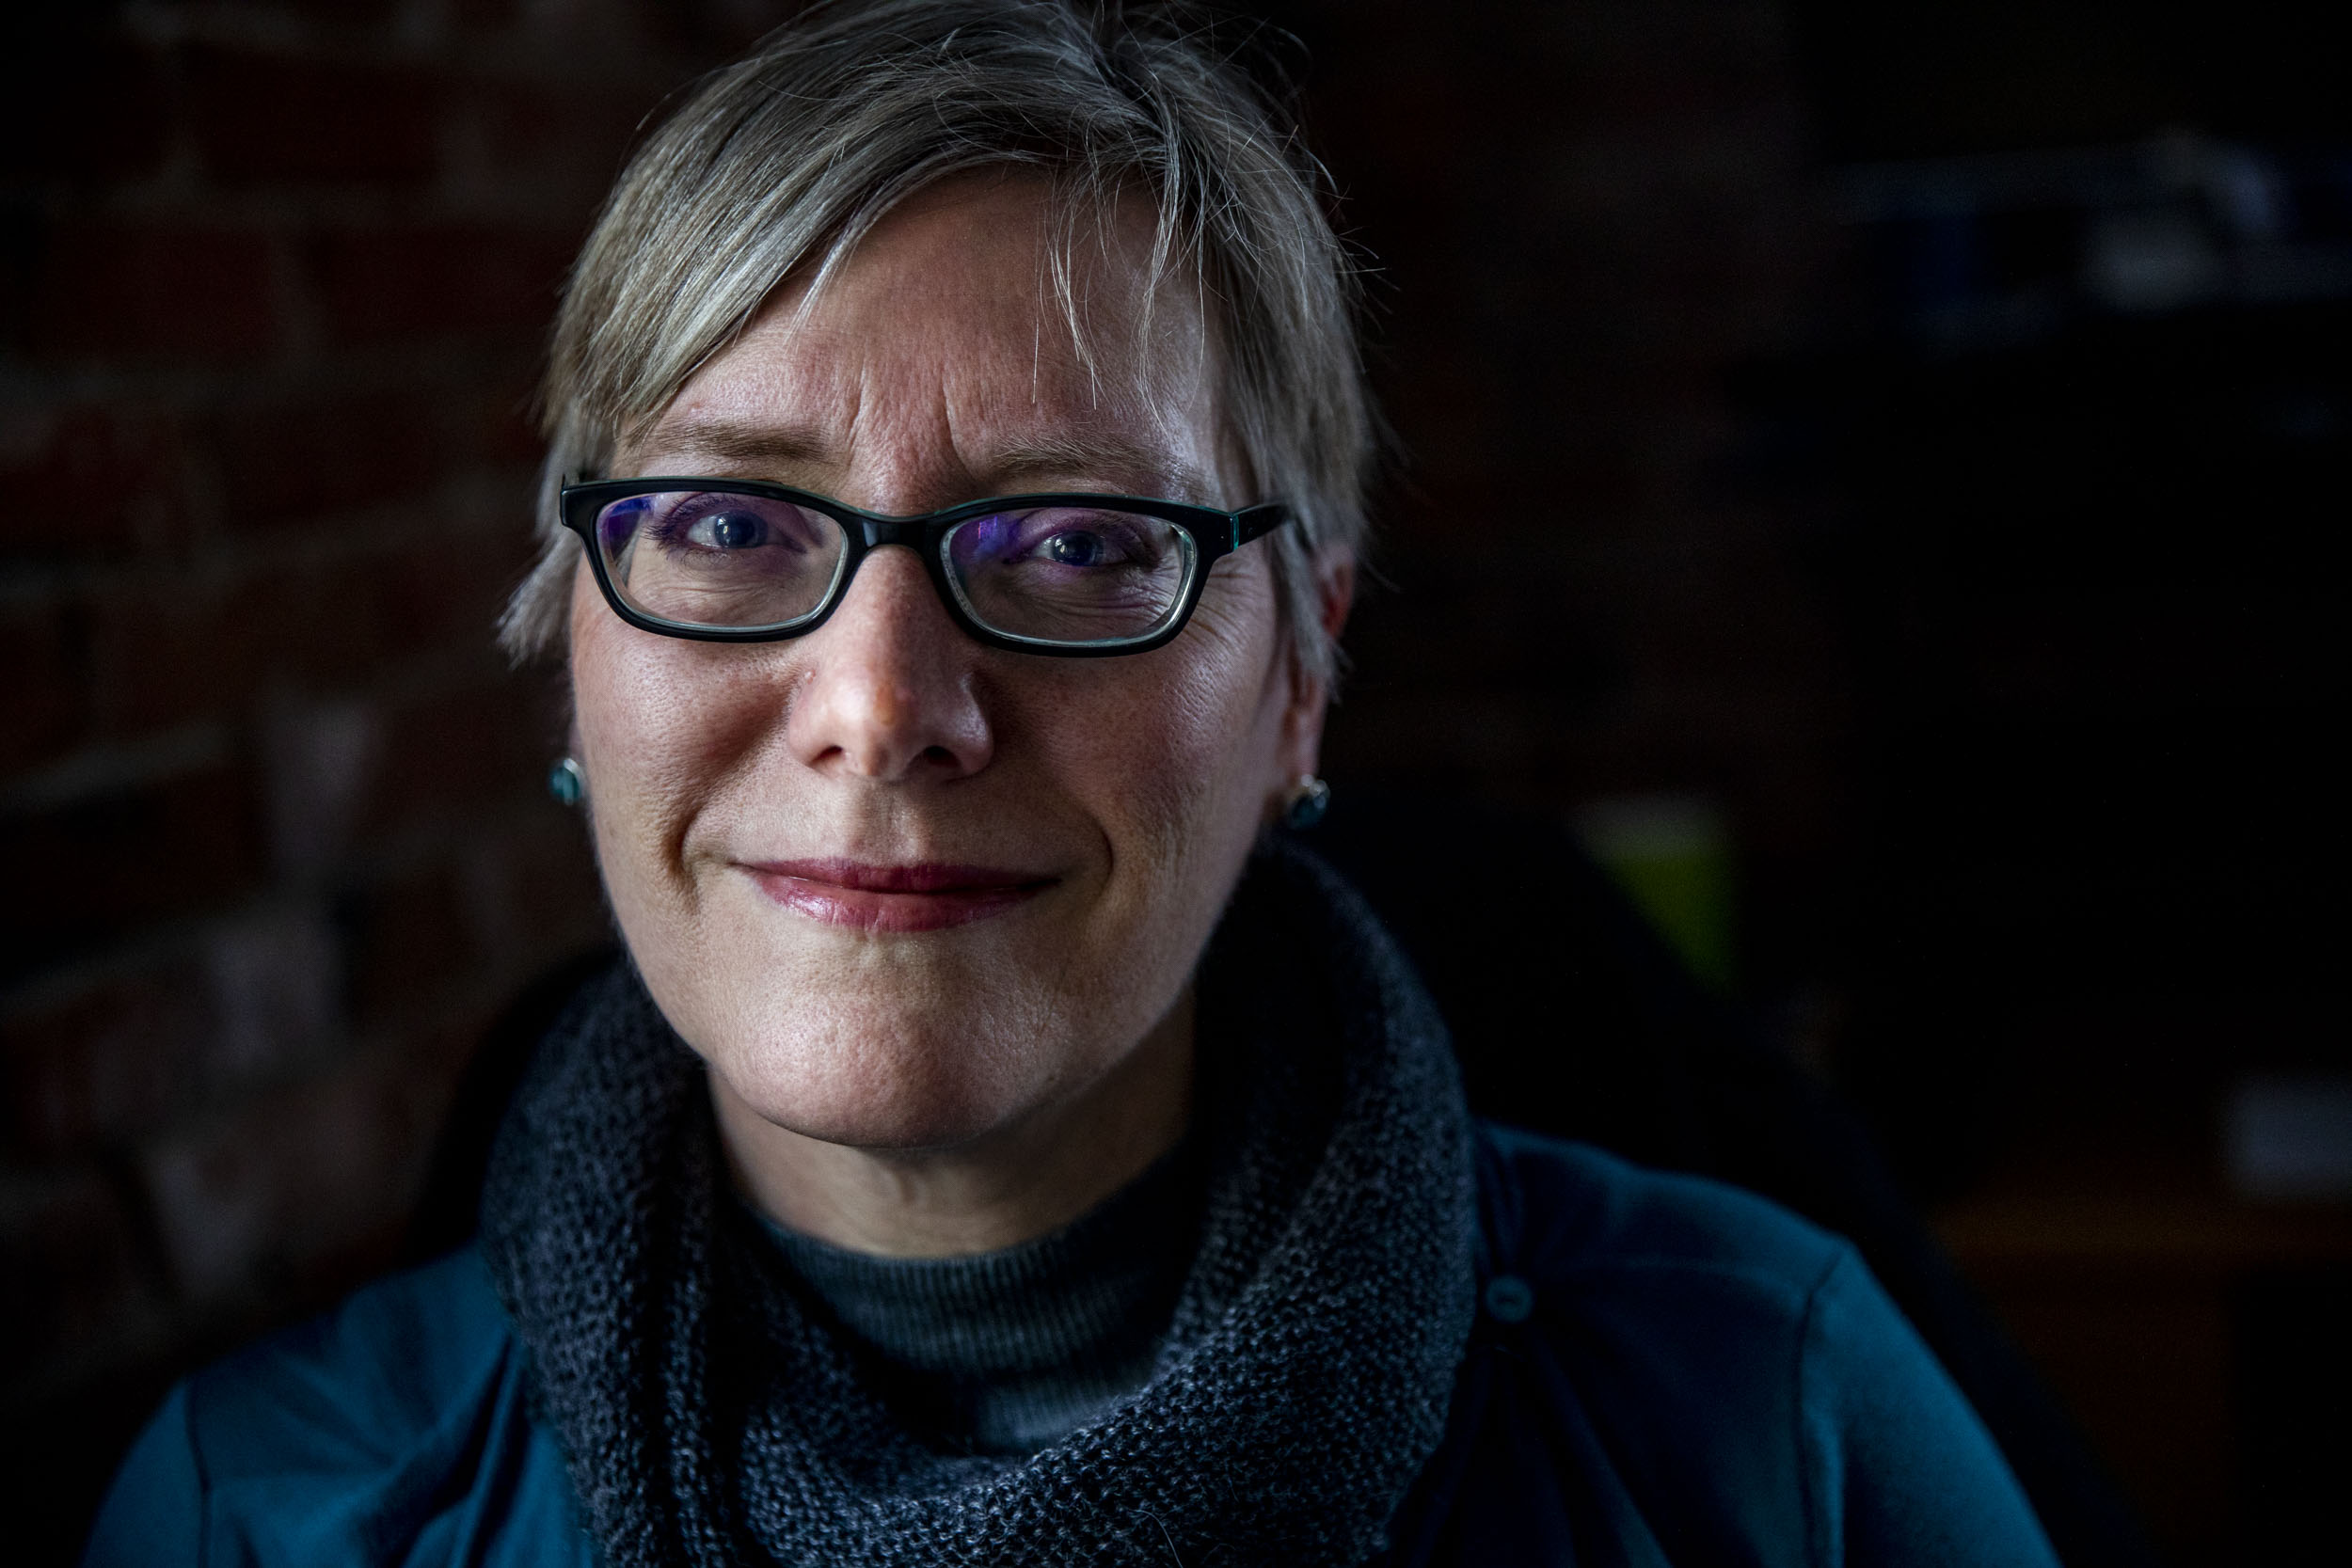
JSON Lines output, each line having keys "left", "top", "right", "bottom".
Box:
{"left": 786, "top": 545, "right": 993, "bottom": 783}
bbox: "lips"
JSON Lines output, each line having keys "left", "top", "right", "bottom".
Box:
{"left": 741, "top": 858, "right": 1055, "bottom": 931}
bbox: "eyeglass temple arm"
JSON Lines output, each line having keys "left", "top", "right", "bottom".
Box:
{"left": 1232, "top": 502, "right": 1293, "bottom": 551}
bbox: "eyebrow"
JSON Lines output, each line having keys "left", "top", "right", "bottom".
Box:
{"left": 983, "top": 435, "right": 1219, "bottom": 502}
{"left": 632, "top": 419, "right": 1219, "bottom": 504}
{"left": 634, "top": 419, "right": 835, "bottom": 470}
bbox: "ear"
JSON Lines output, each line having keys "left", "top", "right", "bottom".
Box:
{"left": 1274, "top": 548, "right": 1356, "bottom": 785}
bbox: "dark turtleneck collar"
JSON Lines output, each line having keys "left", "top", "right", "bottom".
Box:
{"left": 745, "top": 1142, "right": 1200, "bottom": 1455}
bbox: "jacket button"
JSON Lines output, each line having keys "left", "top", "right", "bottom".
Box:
{"left": 1483, "top": 1274, "right": 1534, "bottom": 1324}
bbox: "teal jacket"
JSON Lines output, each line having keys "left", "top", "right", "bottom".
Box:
{"left": 87, "top": 1128, "right": 2058, "bottom": 1567}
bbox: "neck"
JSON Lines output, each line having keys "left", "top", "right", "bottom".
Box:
{"left": 712, "top": 990, "right": 1195, "bottom": 1258}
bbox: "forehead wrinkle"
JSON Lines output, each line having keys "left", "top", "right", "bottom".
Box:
{"left": 841, "top": 333, "right": 970, "bottom": 505}
{"left": 628, "top": 332, "right": 860, "bottom": 474}
{"left": 938, "top": 317, "right": 1219, "bottom": 501}
{"left": 987, "top": 288, "right": 1225, "bottom": 502}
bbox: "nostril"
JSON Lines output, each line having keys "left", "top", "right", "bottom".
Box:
{"left": 920, "top": 745, "right": 957, "bottom": 767}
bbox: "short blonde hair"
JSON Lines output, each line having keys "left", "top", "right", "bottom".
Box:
{"left": 499, "top": 0, "right": 1374, "bottom": 681}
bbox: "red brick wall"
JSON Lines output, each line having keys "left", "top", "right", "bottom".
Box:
{"left": 2, "top": 0, "right": 1841, "bottom": 1554}
{"left": 0, "top": 3, "right": 780, "bottom": 1550}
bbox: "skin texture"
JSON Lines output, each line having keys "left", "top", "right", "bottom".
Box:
{"left": 567, "top": 175, "right": 1351, "bottom": 1256}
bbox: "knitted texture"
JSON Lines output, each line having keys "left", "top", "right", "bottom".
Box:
{"left": 479, "top": 842, "right": 1478, "bottom": 1567}
{"left": 755, "top": 1140, "right": 1198, "bottom": 1455}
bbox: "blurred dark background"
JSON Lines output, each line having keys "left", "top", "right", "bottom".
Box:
{"left": 3, "top": 2, "right": 2345, "bottom": 1563}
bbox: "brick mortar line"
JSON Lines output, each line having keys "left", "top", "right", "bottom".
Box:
{"left": 7, "top": 179, "right": 618, "bottom": 231}
{"left": 3, "top": 939, "right": 612, "bottom": 1401}
{"left": 0, "top": 343, "right": 551, "bottom": 409}
{"left": 0, "top": 467, "right": 543, "bottom": 604}
{"left": 0, "top": 785, "right": 587, "bottom": 1027}
{"left": 0, "top": 810, "right": 599, "bottom": 1163}
{"left": 116, "top": 0, "right": 721, "bottom": 84}
{"left": 0, "top": 668, "right": 556, "bottom": 839}
{"left": 0, "top": 721, "right": 232, "bottom": 814}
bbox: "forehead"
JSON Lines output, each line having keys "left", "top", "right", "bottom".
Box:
{"left": 631, "top": 176, "right": 1226, "bottom": 501}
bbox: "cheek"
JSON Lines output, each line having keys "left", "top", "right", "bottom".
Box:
{"left": 1034, "top": 567, "right": 1285, "bottom": 871}
{"left": 568, "top": 566, "right": 785, "bottom": 886}
{"left": 1168, "top": 561, "right": 1290, "bottom": 748}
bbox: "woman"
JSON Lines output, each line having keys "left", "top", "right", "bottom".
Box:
{"left": 88, "top": 4, "right": 2059, "bottom": 1564}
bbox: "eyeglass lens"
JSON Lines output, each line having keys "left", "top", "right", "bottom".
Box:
{"left": 592, "top": 492, "right": 1200, "bottom": 645}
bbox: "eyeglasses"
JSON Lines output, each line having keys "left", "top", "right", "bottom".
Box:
{"left": 559, "top": 478, "right": 1294, "bottom": 657}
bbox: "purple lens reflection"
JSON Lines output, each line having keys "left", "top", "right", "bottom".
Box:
{"left": 599, "top": 495, "right": 652, "bottom": 555}
{"left": 944, "top": 506, "right": 1191, "bottom": 644}
{"left": 596, "top": 490, "right": 845, "bottom": 628}
{"left": 953, "top": 511, "right": 1021, "bottom": 563}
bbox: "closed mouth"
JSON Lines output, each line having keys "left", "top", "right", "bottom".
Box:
{"left": 739, "top": 859, "right": 1057, "bottom": 931}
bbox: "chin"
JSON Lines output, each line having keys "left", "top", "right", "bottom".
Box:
{"left": 706, "top": 990, "right": 1081, "bottom": 1153}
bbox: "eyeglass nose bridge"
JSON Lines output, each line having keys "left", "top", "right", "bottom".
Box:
{"left": 825, "top": 515, "right": 961, "bottom": 631}
{"left": 849, "top": 515, "right": 943, "bottom": 551}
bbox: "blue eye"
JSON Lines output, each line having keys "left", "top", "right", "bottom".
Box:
{"left": 1044, "top": 531, "right": 1106, "bottom": 567}
{"left": 688, "top": 511, "right": 769, "bottom": 550}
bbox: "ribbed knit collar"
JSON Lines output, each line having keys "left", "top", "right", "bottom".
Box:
{"left": 749, "top": 1142, "right": 1199, "bottom": 1454}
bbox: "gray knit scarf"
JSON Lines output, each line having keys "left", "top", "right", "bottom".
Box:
{"left": 480, "top": 842, "right": 1477, "bottom": 1567}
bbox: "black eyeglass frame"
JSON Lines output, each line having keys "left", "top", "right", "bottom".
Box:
{"left": 559, "top": 477, "right": 1294, "bottom": 657}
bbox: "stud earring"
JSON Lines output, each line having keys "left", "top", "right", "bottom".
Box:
{"left": 548, "top": 756, "right": 586, "bottom": 807}
{"left": 1281, "top": 773, "right": 1330, "bottom": 831}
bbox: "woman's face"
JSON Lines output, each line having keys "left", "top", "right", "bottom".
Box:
{"left": 568, "top": 178, "right": 1332, "bottom": 1152}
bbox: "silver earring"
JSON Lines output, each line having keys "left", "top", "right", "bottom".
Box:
{"left": 548, "top": 756, "right": 586, "bottom": 807}
{"left": 1281, "top": 773, "right": 1330, "bottom": 831}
